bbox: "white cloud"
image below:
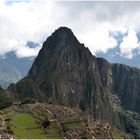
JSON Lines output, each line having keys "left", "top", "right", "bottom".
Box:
{"left": 0, "top": 1, "right": 140, "bottom": 58}
{"left": 7, "top": 39, "right": 41, "bottom": 58}
{"left": 119, "top": 29, "right": 140, "bottom": 59}
{"left": 0, "top": 0, "right": 56, "bottom": 57}
{"left": 16, "top": 46, "right": 41, "bottom": 58}
{"left": 77, "top": 22, "right": 118, "bottom": 54}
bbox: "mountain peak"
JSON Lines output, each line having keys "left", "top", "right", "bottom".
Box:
{"left": 42, "top": 27, "right": 80, "bottom": 51}
{"left": 55, "top": 26, "right": 73, "bottom": 33}
{"left": 51, "top": 26, "right": 77, "bottom": 41}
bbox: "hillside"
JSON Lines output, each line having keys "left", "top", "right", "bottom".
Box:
{"left": 0, "top": 102, "right": 132, "bottom": 139}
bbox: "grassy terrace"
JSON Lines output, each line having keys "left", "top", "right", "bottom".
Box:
{"left": 1, "top": 109, "right": 63, "bottom": 139}
{"left": 9, "top": 113, "right": 48, "bottom": 139}
{"left": 0, "top": 105, "right": 130, "bottom": 139}
{"left": 62, "top": 119, "right": 84, "bottom": 129}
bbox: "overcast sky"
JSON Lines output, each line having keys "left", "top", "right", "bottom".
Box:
{"left": 1, "top": 0, "right": 140, "bottom": 59}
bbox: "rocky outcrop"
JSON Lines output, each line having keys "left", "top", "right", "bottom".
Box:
{"left": 6, "top": 78, "right": 45, "bottom": 100}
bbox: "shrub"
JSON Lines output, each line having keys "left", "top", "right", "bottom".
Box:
{"left": 0, "top": 93, "right": 12, "bottom": 109}
{"left": 79, "top": 100, "right": 87, "bottom": 111}
{"left": 19, "top": 98, "right": 36, "bottom": 105}
{"left": 42, "top": 118, "right": 50, "bottom": 128}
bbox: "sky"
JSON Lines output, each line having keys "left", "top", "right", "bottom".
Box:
{"left": 1, "top": 0, "right": 140, "bottom": 60}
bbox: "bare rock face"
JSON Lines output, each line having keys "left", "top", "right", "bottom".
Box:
{"left": 97, "top": 57, "right": 140, "bottom": 114}
{"left": 6, "top": 78, "right": 45, "bottom": 100}
{"left": 112, "top": 64, "right": 140, "bottom": 113}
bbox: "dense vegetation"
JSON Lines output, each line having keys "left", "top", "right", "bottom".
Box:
{"left": 0, "top": 87, "right": 12, "bottom": 109}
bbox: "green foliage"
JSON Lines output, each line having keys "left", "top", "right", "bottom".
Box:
{"left": 119, "top": 111, "right": 140, "bottom": 138}
{"left": 108, "top": 92, "right": 140, "bottom": 138}
{"left": 7, "top": 126, "right": 14, "bottom": 134}
{"left": 19, "top": 98, "right": 36, "bottom": 105}
{"left": 0, "top": 93, "right": 12, "bottom": 109}
{"left": 42, "top": 118, "right": 50, "bottom": 128}
{"left": 79, "top": 100, "right": 87, "bottom": 111}
{"left": 0, "top": 86, "right": 3, "bottom": 91}
{"left": 61, "top": 123, "right": 68, "bottom": 132}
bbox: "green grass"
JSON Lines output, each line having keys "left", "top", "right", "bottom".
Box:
{"left": 7, "top": 113, "right": 64, "bottom": 139}
{"left": 10, "top": 113, "right": 48, "bottom": 139}
{"left": 0, "top": 107, "right": 64, "bottom": 139}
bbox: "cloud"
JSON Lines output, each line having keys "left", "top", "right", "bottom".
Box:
{"left": 0, "top": 1, "right": 140, "bottom": 58}
{"left": 56, "top": 1, "right": 140, "bottom": 58}
{"left": 77, "top": 22, "right": 118, "bottom": 54}
{"left": 0, "top": 0, "right": 56, "bottom": 57}
{"left": 119, "top": 29, "right": 140, "bottom": 59}
{"left": 16, "top": 46, "right": 41, "bottom": 58}
{"left": 7, "top": 39, "right": 41, "bottom": 58}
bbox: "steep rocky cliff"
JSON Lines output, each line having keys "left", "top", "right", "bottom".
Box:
{"left": 97, "top": 58, "right": 140, "bottom": 138}
{"left": 6, "top": 27, "right": 140, "bottom": 137}
{"left": 97, "top": 57, "right": 140, "bottom": 114}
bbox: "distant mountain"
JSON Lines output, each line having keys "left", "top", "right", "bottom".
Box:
{"left": 0, "top": 52, "right": 34, "bottom": 88}
{"left": 6, "top": 27, "right": 140, "bottom": 138}
{"left": 4, "top": 52, "right": 34, "bottom": 76}
{"left": 97, "top": 45, "right": 140, "bottom": 68}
